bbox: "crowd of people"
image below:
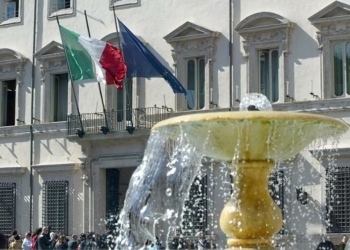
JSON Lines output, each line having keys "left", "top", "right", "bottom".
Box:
{"left": 0, "top": 227, "right": 116, "bottom": 250}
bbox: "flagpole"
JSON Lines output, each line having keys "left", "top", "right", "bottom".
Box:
{"left": 83, "top": 10, "right": 110, "bottom": 135}
{"left": 56, "top": 16, "right": 85, "bottom": 138}
{"left": 112, "top": 6, "right": 135, "bottom": 134}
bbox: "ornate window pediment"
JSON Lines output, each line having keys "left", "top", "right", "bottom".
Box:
{"left": 235, "top": 12, "right": 293, "bottom": 103}
{"left": 236, "top": 12, "right": 291, "bottom": 34}
{"left": 34, "top": 41, "right": 71, "bottom": 123}
{"left": 0, "top": 48, "right": 27, "bottom": 83}
{"left": 309, "top": 1, "right": 350, "bottom": 99}
{"left": 164, "top": 22, "right": 219, "bottom": 111}
{"left": 309, "top": 1, "right": 350, "bottom": 26}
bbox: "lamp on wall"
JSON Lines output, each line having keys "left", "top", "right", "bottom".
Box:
{"left": 296, "top": 186, "right": 308, "bottom": 205}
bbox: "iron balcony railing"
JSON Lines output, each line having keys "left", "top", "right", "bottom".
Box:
{"left": 67, "top": 107, "right": 173, "bottom": 137}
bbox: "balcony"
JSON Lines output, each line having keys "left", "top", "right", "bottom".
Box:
{"left": 67, "top": 107, "right": 173, "bottom": 137}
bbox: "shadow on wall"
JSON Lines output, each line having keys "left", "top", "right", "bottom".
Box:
{"left": 288, "top": 153, "right": 324, "bottom": 249}
{"left": 287, "top": 23, "right": 320, "bottom": 101}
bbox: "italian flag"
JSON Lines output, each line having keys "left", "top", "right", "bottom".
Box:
{"left": 59, "top": 25, "right": 126, "bottom": 88}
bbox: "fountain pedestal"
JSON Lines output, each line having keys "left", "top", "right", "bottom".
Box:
{"left": 220, "top": 161, "right": 282, "bottom": 249}
{"left": 153, "top": 111, "right": 348, "bottom": 249}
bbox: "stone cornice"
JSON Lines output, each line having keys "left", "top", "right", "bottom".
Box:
{"left": 235, "top": 12, "right": 293, "bottom": 35}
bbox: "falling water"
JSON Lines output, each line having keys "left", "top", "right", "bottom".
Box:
{"left": 114, "top": 93, "right": 347, "bottom": 250}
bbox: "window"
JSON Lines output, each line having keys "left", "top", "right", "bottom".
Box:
{"left": 0, "top": 182, "right": 16, "bottom": 235}
{"left": 116, "top": 77, "right": 133, "bottom": 122}
{"left": 259, "top": 49, "right": 279, "bottom": 103}
{"left": 326, "top": 166, "right": 350, "bottom": 233}
{"left": 57, "top": 0, "right": 70, "bottom": 10}
{"left": 0, "top": 0, "right": 21, "bottom": 26}
{"left": 181, "top": 175, "right": 207, "bottom": 236}
{"left": 109, "top": 0, "right": 138, "bottom": 9}
{"left": 0, "top": 80, "right": 16, "bottom": 126}
{"left": 333, "top": 42, "right": 350, "bottom": 97}
{"left": 42, "top": 181, "right": 69, "bottom": 235}
{"left": 51, "top": 73, "right": 68, "bottom": 122}
{"left": 6, "top": 0, "right": 19, "bottom": 19}
{"left": 164, "top": 22, "right": 219, "bottom": 111}
{"left": 187, "top": 58, "right": 205, "bottom": 110}
{"left": 34, "top": 41, "right": 71, "bottom": 123}
{"left": 48, "top": 0, "right": 75, "bottom": 18}
{"left": 309, "top": 1, "right": 350, "bottom": 99}
{"left": 236, "top": 12, "right": 293, "bottom": 103}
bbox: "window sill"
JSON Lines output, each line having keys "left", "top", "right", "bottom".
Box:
{"left": 48, "top": 8, "right": 74, "bottom": 19}
{"left": 109, "top": 0, "right": 139, "bottom": 9}
{"left": 0, "top": 17, "right": 21, "bottom": 27}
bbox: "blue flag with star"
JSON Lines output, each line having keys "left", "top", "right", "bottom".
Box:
{"left": 118, "top": 19, "right": 187, "bottom": 96}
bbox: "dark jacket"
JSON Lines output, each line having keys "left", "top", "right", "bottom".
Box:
{"left": 316, "top": 240, "right": 335, "bottom": 250}
{"left": 67, "top": 239, "right": 78, "bottom": 250}
{"left": 339, "top": 242, "right": 346, "bottom": 250}
{"left": 37, "top": 234, "right": 52, "bottom": 250}
{"left": 55, "top": 242, "right": 68, "bottom": 250}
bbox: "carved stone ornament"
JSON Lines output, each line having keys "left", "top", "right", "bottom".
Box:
{"left": 164, "top": 21, "right": 220, "bottom": 111}
{"left": 0, "top": 49, "right": 28, "bottom": 84}
{"left": 34, "top": 41, "right": 67, "bottom": 77}
{"left": 235, "top": 12, "right": 294, "bottom": 57}
{"left": 309, "top": 1, "right": 350, "bottom": 99}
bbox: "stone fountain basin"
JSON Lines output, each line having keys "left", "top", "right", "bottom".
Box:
{"left": 153, "top": 111, "right": 348, "bottom": 162}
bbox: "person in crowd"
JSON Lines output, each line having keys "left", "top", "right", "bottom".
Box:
{"left": 9, "top": 234, "right": 22, "bottom": 250}
{"left": 55, "top": 235, "right": 68, "bottom": 249}
{"left": 22, "top": 232, "right": 32, "bottom": 250}
{"left": 78, "top": 234, "right": 87, "bottom": 250}
{"left": 31, "top": 228, "right": 42, "bottom": 250}
{"left": 0, "top": 233, "right": 7, "bottom": 250}
{"left": 37, "top": 227, "right": 52, "bottom": 250}
{"left": 316, "top": 236, "right": 335, "bottom": 250}
{"left": 339, "top": 235, "right": 348, "bottom": 250}
{"left": 8, "top": 230, "right": 18, "bottom": 245}
{"left": 67, "top": 234, "right": 78, "bottom": 250}
{"left": 195, "top": 232, "right": 207, "bottom": 250}
{"left": 50, "top": 233, "right": 58, "bottom": 249}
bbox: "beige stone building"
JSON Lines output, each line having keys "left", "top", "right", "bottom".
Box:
{"left": 1, "top": 0, "right": 350, "bottom": 249}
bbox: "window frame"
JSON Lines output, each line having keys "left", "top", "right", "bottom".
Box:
{"left": 109, "top": 0, "right": 139, "bottom": 9}
{"left": 42, "top": 180, "right": 69, "bottom": 235}
{"left": 34, "top": 163, "right": 75, "bottom": 236}
{"left": 186, "top": 57, "right": 205, "bottom": 110}
{"left": 48, "top": 0, "right": 75, "bottom": 19}
{"left": 34, "top": 41, "right": 73, "bottom": 123}
{"left": 258, "top": 48, "right": 280, "bottom": 103}
{"left": 309, "top": 1, "right": 350, "bottom": 99}
{"left": 51, "top": 73, "right": 69, "bottom": 122}
{"left": 0, "top": 49, "right": 26, "bottom": 126}
{"left": 164, "top": 22, "right": 219, "bottom": 111}
{"left": 330, "top": 39, "right": 350, "bottom": 98}
{"left": 0, "top": 0, "right": 22, "bottom": 27}
{"left": 235, "top": 12, "right": 293, "bottom": 104}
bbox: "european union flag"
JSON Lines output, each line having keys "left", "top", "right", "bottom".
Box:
{"left": 118, "top": 19, "right": 187, "bottom": 96}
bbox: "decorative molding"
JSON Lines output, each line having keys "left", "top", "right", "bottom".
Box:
{"left": 309, "top": 1, "right": 350, "bottom": 25}
{"left": 164, "top": 22, "right": 219, "bottom": 111}
{"left": 309, "top": 1, "right": 350, "bottom": 99}
{"left": 34, "top": 41, "right": 69, "bottom": 123}
{"left": 235, "top": 12, "right": 294, "bottom": 103}
{"left": 0, "top": 166, "right": 26, "bottom": 175}
{"left": 0, "top": 48, "right": 27, "bottom": 83}
{"left": 32, "top": 163, "right": 76, "bottom": 175}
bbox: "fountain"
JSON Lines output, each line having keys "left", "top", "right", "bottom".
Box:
{"left": 116, "top": 94, "right": 348, "bottom": 250}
